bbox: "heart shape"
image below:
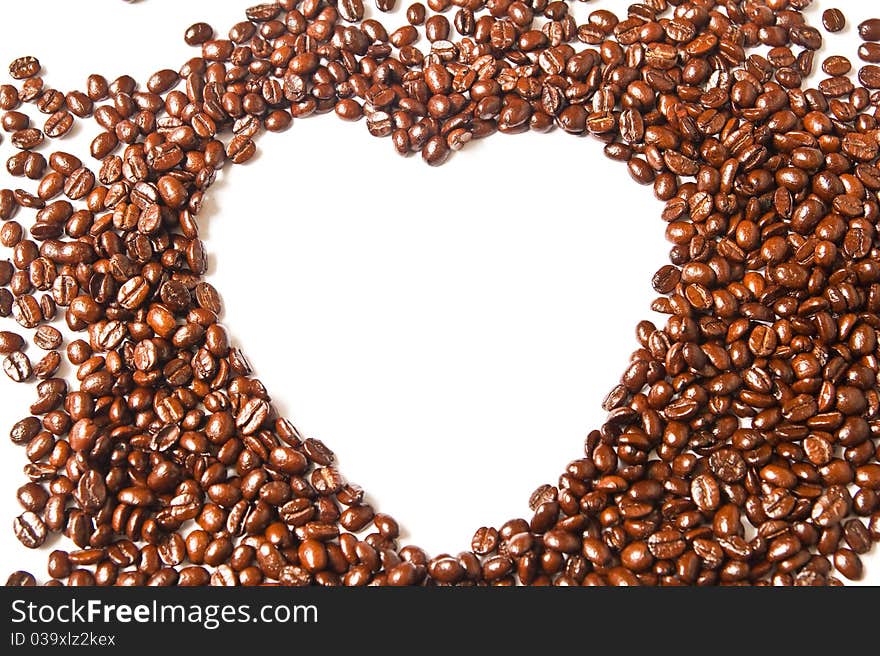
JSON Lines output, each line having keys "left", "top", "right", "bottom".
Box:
{"left": 3, "top": 0, "right": 880, "bottom": 588}
{"left": 210, "top": 123, "right": 666, "bottom": 554}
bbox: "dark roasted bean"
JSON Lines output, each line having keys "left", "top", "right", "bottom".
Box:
{"left": 3, "top": 350, "right": 32, "bottom": 382}
{"left": 860, "top": 43, "right": 880, "bottom": 64}
{"left": 0, "top": 330, "right": 24, "bottom": 354}
{"left": 822, "top": 9, "right": 846, "bottom": 33}
{"left": 859, "top": 65, "right": 880, "bottom": 89}
{"left": 859, "top": 19, "right": 880, "bottom": 42}
{"left": 14, "top": 511, "right": 47, "bottom": 548}
{"left": 9, "top": 56, "right": 40, "bottom": 80}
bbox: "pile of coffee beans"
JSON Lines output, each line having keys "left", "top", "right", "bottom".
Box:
{"left": 3, "top": 0, "right": 880, "bottom": 586}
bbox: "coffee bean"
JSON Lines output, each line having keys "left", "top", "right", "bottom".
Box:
{"left": 6, "top": 571, "right": 36, "bottom": 586}
{"left": 33, "top": 326, "right": 61, "bottom": 350}
{"left": 33, "top": 351, "right": 60, "bottom": 380}
{"left": 9, "top": 56, "right": 41, "bottom": 80}
{"left": 471, "top": 526, "right": 498, "bottom": 555}
{"left": 859, "top": 65, "right": 880, "bottom": 89}
{"left": 860, "top": 42, "right": 880, "bottom": 63}
{"left": 185, "top": 22, "right": 214, "bottom": 45}
{"left": 822, "top": 9, "right": 846, "bottom": 33}
{"left": 46, "top": 550, "right": 71, "bottom": 580}
{"left": 335, "top": 98, "right": 362, "bottom": 121}
{"left": 44, "top": 110, "right": 73, "bottom": 138}
{"left": 859, "top": 19, "right": 880, "bottom": 41}
{"left": 14, "top": 511, "right": 47, "bottom": 548}
{"left": 708, "top": 449, "right": 746, "bottom": 483}
{"left": 75, "top": 470, "right": 107, "bottom": 512}
{"left": 822, "top": 55, "right": 851, "bottom": 77}
{"left": 0, "top": 330, "right": 24, "bottom": 354}
{"left": 3, "top": 350, "right": 32, "bottom": 382}
{"left": 147, "top": 69, "right": 180, "bottom": 95}
{"left": 2, "top": 110, "right": 29, "bottom": 133}
{"left": 691, "top": 473, "right": 721, "bottom": 512}
{"left": 647, "top": 530, "right": 685, "bottom": 560}
{"left": 833, "top": 548, "right": 863, "bottom": 581}
{"left": 11, "top": 128, "right": 44, "bottom": 150}
{"left": 422, "top": 135, "right": 449, "bottom": 166}
{"left": 338, "top": 0, "right": 364, "bottom": 23}
{"left": 0, "top": 289, "right": 15, "bottom": 318}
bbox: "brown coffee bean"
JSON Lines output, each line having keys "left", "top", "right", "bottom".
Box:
{"left": 822, "top": 9, "right": 846, "bottom": 33}
{"left": 33, "top": 351, "right": 60, "bottom": 379}
{"left": 647, "top": 530, "right": 686, "bottom": 560}
{"left": 185, "top": 22, "right": 214, "bottom": 45}
{"left": 691, "top": 473, "right": 721, "bottom": 512}
{"left": 823, "top": 56, "right": 851, "bottom": 77}
{"left": 14, "top": 511, "right": 47, "bottom": 548}
{"left": 422, "top": 135, "right": 449, "bottom": 166}
{"left": 833, "top": 548, "right": 863, "bottom": 580}
{"left": 582, "top": 537, "right": 612, "bottom": 567}
{"left": 3, "top": 350, "right": 32, "bottom": 382}
{"left": 859, "top": 19, "right": 880, "bottom": 41}
{"left": 6, "top": 571, "right": 36, "bottom": 586}
{"left": 334, "top": 98, "right": 362, "bottom": 121}
{"left": 338, "top": 0, "right": 365, "bottom": 22}
{"left": 33, "top": 325, "right": 62, "bottom": 350}
{"left": 17, "top": 482, "right": 48, "bottom": 512}
{"left": 2, "top": 110, "right": 29, "bottom": 132}
{"left": 813, "top": 487, "right": 851, "bottom": 527}
{"left": 859, "top": 65, "right": 880, "bottom": 89}
{"left": 9, "top": 56, "right": 41, "bottom": 80}
{"left": 147, "top": 70, "right": 180, "bottom": 95}
{"left": 0, "top": 330, "right": 24, "bottom": 354}
{"left": 44, "top": 110, "right": 73, "bottom": 138}
{"left": 843, "top": 519, "right": 872, "bottom": 555}
{"left": 65, "top": 91, "right": 92, "bottom": 118}
{"left": 76, "top": 470, "right": 107, "bottom": 512}
{"left": 11, "top": 128, "right": 44, "bottom": 150}
{"left": 859, "top": 42, "right": 880, "bottom": 64}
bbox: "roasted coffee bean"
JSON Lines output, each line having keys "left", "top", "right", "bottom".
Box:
{"left": 2, "top": 110, "right": 29, "bottom": 132}
{"left": 422, "top": 135, "right": 449, "bottom": 166}
{"left": 860, "top": 42, "right": 880, "bottom": 64}
{"left": 3, "top": 350, "right": 32, "bottom": 382}
{"left": 147, "top": 70, "right": 180, "bottom": 95}
{"left": 0, "top": 330, "right": 24, "bottom": 354}
{"left": 471, "top": 526, "right": 498, "bottom": 555}
{"left": 11, "top": 128, "right": 44, "bottom": 150}
{"left": 834, "top": 548, "right": 863, "bottom": 581}
{"left": 691, "top": 474, "right": 721, "bottom": 512}
{"left": 33, "top": 351, "right": 60, "bottom": 379}
{"left": 33, "top": 325, "right": 61, "bottom": 350}
{"left": 17, "top": 482, "right": 48, "bottom": 512}
{"left": 14, "top": 511, "right": 47, "bottom": 548}
{"left": 9, "top": 56, "right": 41, "bottom": 80}
{"left": 859, "top": 19, "right": 880, "bottom": 42}
{"left": 6, "top": 571, "right": 36, "bottom": 586}
{"left": 44, "top": 110, "right": 73, "bottom": 138}
{"left": 185, "top": 22, "right": 214, "bottom": 46}
{"left": 859, "top": 65, "right": 880, "bottom": 89}
{"left": 335, "top": 99, "right": 362, "bottom": 121}
{"left": 823, "top": 56, "right": 852, "bottom": 77}
{"left": 338, "top": 0, "right": 365, "bottom": 23}
{"left": 822, "top": 9, "right": 846, "bottom": 33}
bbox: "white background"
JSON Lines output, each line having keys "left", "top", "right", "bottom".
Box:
{"left": 0, "top": 0, "right": 878, "bottom": 583}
